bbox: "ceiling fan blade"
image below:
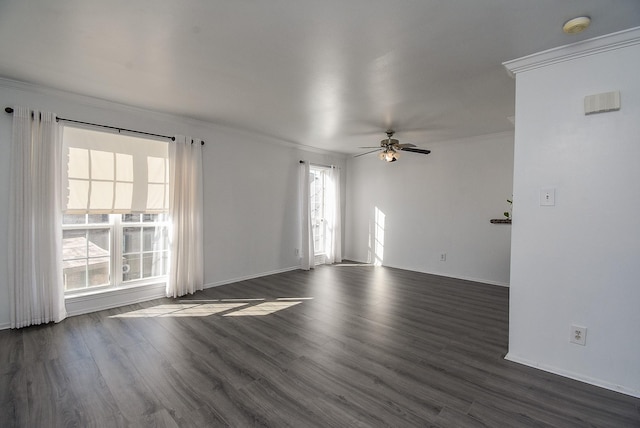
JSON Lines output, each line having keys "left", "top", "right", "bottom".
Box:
{"left": 400, "top": 147, "right": 431, "bottom": 155}
{"left": 354, "top": 148, "right": 381, "bottom": 157}
{"left": 358, "top": 146, "right": 382, "bottom": 149}
{"left": 396, "top": 143, "right": 416, "bottom": 149}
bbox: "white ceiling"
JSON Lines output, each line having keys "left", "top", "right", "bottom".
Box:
{"left": 0, "top": 1, "right": 638, "bottom": 154}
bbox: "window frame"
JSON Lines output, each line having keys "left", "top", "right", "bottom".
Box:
{"left": 62, "top": 215, "right": 114, "bottom": 294}
{"left": 310, "top": 165, "right": 330, "bottom": 256}
{"left": 62, "top": 214, "right": 170, "bottom": 296}
{"left": 119, "top": 213, "right": 170, "bottom": 285}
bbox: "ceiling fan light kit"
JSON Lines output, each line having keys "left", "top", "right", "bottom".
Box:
{"left": 356, "top": 130, "right": 430, "bottom": 163}
{"left": 380, "top": 148, "right": 399, "bottom": 162}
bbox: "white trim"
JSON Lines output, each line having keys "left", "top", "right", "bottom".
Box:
{"left": 346, "top": 258, "right": 510, "bottom": 287}
{"left": 203, "top": 266, "right": 300, "bottom": 289}
{"left": 505, "top": 353, "right": 640, "bottom": 399}
{"left": 398, "top": 266, "right": 509, "bottom": 287}
{"left": 65, "top": 282, "right": 167, "bottom": 317}
{"left": 503, "top": 26, "right": 640, "bottom": 77}
{"left": 430, "top": 130, "right": 514, "bottom": 147}
{"left": 0, "top": 77, "right": 347, "bottom": 158}
{"left": 436, "top": 273, "right": 509, "bottom": 288}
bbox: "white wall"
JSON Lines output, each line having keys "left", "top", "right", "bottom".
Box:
{"left": 0, "top": 79, "right": 346, "bottom": 328}
{"left": 505, "top": 28, "right": 640, "bottom": 397}
{"left": 345, "top": 132, "right": 514, "bottom": 286}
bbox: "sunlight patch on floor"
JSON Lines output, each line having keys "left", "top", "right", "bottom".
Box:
{"left": 163, "top": 302, "right": 249, "bottom": 317}
{"left": 223, "top": 301, "right": 302, "bottom": 317}
{"left": 110, "top": 297, "right": 312, "bottom": 318}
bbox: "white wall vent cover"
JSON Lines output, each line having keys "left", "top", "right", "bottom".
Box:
{"left": 584, "top": 91, "right": 620, "bottom": 115}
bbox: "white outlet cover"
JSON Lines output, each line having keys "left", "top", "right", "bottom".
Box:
{"left": 570, "top": 325, "right": 587, "bottom": 346}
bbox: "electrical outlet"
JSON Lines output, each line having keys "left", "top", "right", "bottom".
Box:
{"left": 570, "top": 325, "right": 587, "bottom": 346}
{"left": 440, "top": 253, "right": 447, "bottom": 262}
{"left": 295, "top": 248, "right": 300, "bottom": 257}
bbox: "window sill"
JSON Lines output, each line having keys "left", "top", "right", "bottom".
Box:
{"left": 65, "top": 280, "right": 167, "bottom": 317}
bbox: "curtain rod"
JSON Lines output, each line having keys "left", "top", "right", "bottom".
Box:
{"left": 299, "top": 160, "right": 336, "bottom": 168}
{"left": 5, "top": 107, "right": 205, "bottom": 145}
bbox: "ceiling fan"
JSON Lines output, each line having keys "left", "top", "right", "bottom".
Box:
{"left": 355, "top": 130, "right": 431, "bottom": 162}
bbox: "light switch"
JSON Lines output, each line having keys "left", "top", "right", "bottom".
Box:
{"left": 540, "top": 188, "right": 555, "bottom": 206}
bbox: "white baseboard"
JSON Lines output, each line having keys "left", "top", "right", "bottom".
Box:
{"left": 344, "top": 258, "right": 510, "bottom": 288}
{"left": 431, "top": 271, "right": 510, "bottom": 288}
{"left": 65, "top": 282, "right": 167, "bottom": 317}
{"left": 505, "top": 353, "right": 640, "bottom": 398}
{"left": 203, "top": 266, "right": 300, "bottom": 289}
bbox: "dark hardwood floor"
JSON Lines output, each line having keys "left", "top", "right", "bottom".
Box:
{"left": 1, "top": 264, "right": 638, "bottom": 427}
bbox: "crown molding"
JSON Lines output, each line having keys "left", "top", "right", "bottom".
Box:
{"left": 503, "top": 26, "right": 640, "bottom": 78}
{"left": 426, "top": 130, "right": 514, "bottom": 147}
{"left": 0, "top": 77, "right": 347, "bottom": 159}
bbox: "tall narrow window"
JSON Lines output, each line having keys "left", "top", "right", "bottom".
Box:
{"left": 309, "top": 166, "right": 329, "bottom": 262}
{"left": 61, "top": 127, "right": 169, "bottom": 293}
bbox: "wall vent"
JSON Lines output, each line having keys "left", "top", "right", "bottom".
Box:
{"left": 584, "top": 91, "right": 620, "bottom": 115}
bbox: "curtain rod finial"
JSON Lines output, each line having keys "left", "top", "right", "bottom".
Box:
{"left": 5, "top": 107, "right": 14, "bottom": 114}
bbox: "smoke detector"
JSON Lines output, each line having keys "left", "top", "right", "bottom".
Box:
{"left": 563, "top": 16, "right": 591, "bottom": 34}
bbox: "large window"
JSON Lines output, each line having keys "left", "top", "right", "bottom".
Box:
{"left": 62, "top": 214, "right": 169, "bottom": 292}
{"left": 310, "top": 166, "right": 328, "bottom": 256}
{"left": 61, "top": 126, "right": 169, "bottom": 294}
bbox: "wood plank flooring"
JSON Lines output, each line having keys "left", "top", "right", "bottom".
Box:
{"left": 1, "top": 264, "right": 639, "bottom": 427}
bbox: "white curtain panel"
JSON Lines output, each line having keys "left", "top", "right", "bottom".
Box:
{"left": 8, "top": 107, "right": 66, "bottom": 328}
{"left": 299, "top": 161, "right": 315, "bottom": 270}
{"left": 325, "top": 166, "right": 342, "bottom": 264}
{"left": 167, "top": 136, "right": 204, "bottom": 298}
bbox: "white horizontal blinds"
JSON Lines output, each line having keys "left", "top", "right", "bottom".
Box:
{"left": 63, "top": 126, "right": 169, "bottom": 214}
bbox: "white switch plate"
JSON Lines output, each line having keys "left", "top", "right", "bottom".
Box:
{"left": 540, "top": 188, "right": 555, "bottom": 206}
